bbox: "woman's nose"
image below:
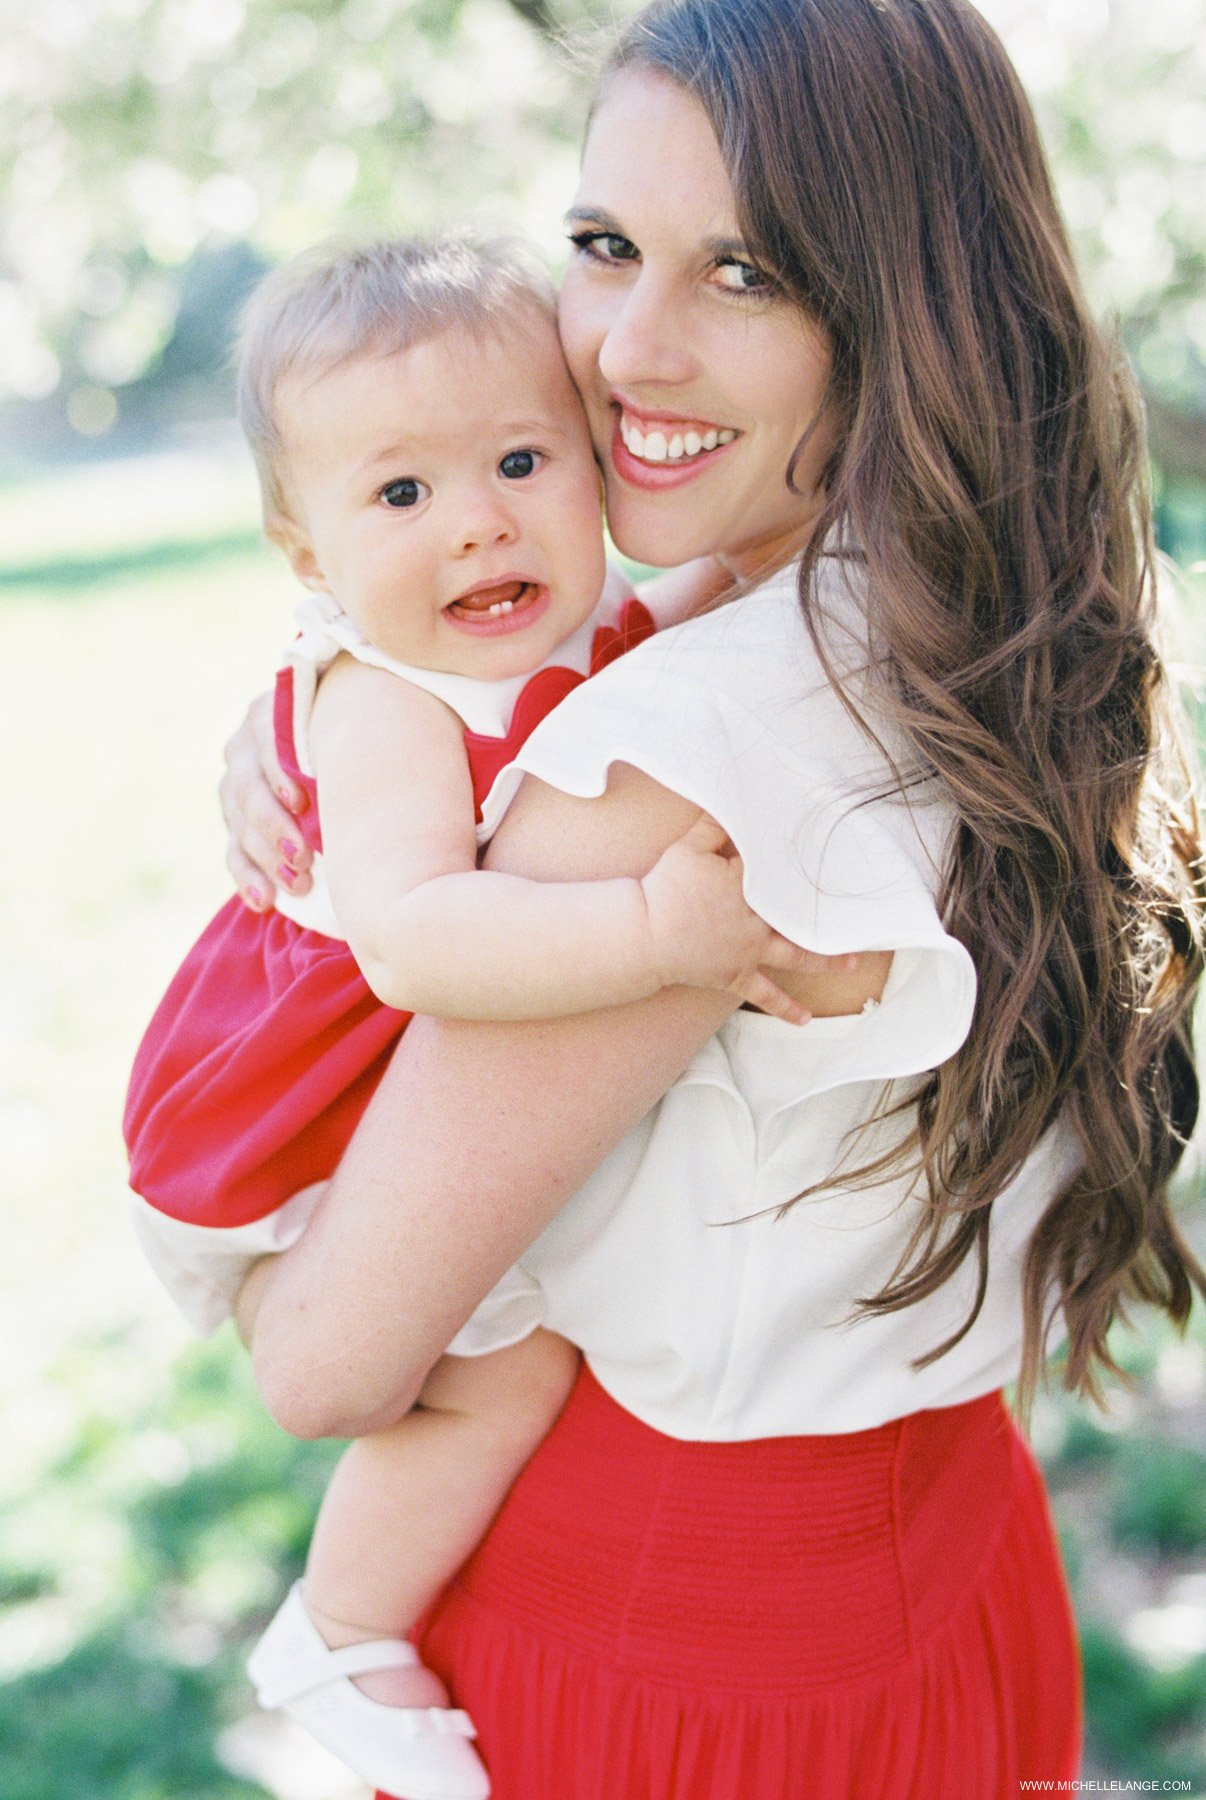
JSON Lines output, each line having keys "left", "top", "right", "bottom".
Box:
{"left": 596, "top": 273, "right": 697, "bottom": 391}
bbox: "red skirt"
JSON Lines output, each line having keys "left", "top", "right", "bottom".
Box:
{"left": 393, "top": 1363, "right": 1081, "bottom": 1799}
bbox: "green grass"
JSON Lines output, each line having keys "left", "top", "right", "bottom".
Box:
{"left": 0, "top": 528, "right": 264, "bottom": 594}
{"left": 0, "top": 1338, "right": 339, "bottom": 1800}
{"left": 3, "top": 458, "right": 1205, "bottom": 1792}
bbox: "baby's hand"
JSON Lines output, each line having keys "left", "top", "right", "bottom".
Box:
{"left": 639, "top": 815, "right": 830, "bottom": 1025}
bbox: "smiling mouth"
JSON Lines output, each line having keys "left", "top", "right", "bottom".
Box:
{"left": 617, "top": 407, "right": 739, "bottom": 466}
{"left": 446, "top": 579, "right": 538, "bottom": 620}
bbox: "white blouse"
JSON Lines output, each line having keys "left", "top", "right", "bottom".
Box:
{"left": 456, "top": 552, "right": 1078, "bottom": 1437}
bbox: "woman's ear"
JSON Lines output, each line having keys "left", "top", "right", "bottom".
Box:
{"left": 265, "top": 512, "right": 329, "bottom": 593}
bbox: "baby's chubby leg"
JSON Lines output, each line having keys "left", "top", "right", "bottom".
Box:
{"left": 301, "top": 1327, "right": 580, "bottom": 1707}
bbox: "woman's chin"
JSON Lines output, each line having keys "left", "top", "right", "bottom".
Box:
{"left": 604, "top": 497, "right": 721, "bottom": 571}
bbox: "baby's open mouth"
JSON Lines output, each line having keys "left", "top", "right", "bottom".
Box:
{"left": 446, "top": 579, "right": 539, "bottom": 620}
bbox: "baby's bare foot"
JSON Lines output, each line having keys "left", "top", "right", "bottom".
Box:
{"left": 303, "top": 1595, "right": 451, "bottom": 1709}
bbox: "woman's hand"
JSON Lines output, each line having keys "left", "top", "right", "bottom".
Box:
{"left": 220, "top": 692, "right": 313, "bottom": 909}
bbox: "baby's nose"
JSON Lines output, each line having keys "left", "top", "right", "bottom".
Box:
{"left": 455, "top": 495, "right": 519, "bottom": 554}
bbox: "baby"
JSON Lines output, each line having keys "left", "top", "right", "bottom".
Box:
{"left": 124, "top": 236, "right": 810, "bottom": 1800}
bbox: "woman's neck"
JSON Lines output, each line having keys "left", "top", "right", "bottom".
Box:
{"left": 718, "top": 505, "right": 825, "bottom": 589}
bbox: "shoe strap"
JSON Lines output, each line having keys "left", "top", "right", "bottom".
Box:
{"left": 259, "top": 1636, "right": 419, "bottom": 1707}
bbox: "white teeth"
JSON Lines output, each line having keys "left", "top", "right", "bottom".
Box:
{"left": 619, "top": 412, "right": 736, "bottom": 464}
{"left": 501, "top": 599, "right": 513, "bottom": 612}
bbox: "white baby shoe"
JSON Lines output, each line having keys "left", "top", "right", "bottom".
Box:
{"left": 247, "top": 1582, "right": 491, "bottom": 1800}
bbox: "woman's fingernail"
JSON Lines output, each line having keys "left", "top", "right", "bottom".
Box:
{"left": 280, "top": 839, "right": 300, "bottom": 863}
{"left": 243, "top": 885, "right": 266, "bottom": 911}
{"left": 278, "top": 864, "right": 297, "bottom": 888}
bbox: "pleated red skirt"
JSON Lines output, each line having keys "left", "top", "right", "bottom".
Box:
{"left": 391, "top": 1362, "right": 1081, "bottom": 1800}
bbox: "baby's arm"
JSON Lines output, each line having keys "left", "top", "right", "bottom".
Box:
{"left": 312, "top": 655, "right": 814, "bottom": 1024}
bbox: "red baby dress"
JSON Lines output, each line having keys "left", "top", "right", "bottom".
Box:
{"left": 124, "top": 578, "right": 654, "bottom": 1332}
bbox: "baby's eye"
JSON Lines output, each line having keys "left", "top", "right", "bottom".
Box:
{"left": 712, "top": 257, "right": 776, "bottom": 297}
{"left": 499, "top": 449, "right": 542, "bottom": 480}
{"left": 379, "top": 477, "right": 429, "bottom": 509}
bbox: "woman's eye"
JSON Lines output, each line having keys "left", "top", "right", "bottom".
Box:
{"left": 379, "top": 477, "right": 429, "bottom": 509}
{"left": 713, "top": 258, "right": 775, "bottom": 296}
{"left": 499, "top": 450, "right": 541, "bottom": 480}
{"left": 568, "top": 229, "right": 639, "bottom": 265}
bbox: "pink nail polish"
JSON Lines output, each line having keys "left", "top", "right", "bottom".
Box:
{"left": 243, "top": 885, "right": 266, "bottom": 911}
{"left": 278, "top": 865, "right": 297, "bottom": 888}
{"left": 280, "top": 839, "right": 300, "bottom": 863}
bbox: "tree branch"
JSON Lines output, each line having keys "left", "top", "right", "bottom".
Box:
{"left": 502, "top": 0, "right": 560, "bottom": 39}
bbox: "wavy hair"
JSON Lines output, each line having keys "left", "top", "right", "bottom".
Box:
{"left": 606, "top": 0, "right": 1206, "bottom": 1424}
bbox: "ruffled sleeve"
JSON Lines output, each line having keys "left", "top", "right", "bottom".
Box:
{"left": 478, "top": 562, "right": 977, "bottom": 1094}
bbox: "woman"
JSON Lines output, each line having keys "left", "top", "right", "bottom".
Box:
{"left": 223, "top": 1, "right": 1205, "bottom": 1793}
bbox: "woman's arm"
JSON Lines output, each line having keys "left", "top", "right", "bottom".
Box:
{"left": 244, "top": 766, "right": 734, "bottom": 1438}
{"left": 245, "top": 759, "right": 884, "bottom": 1441}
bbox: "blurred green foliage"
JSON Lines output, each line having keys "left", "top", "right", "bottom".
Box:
{"left": 1081, "top": 1625, "right": 1206, "bottom": 1786}
{"left": 1009, "top": 0, "right": 1206, "bottom": 481}
{"left": 0, "top": 0, "right": 617, "bottom": 434}
{"left": 1109, "top": 1439, "right": 1206, "bottom": 1556}
{"left": 1, "top": 1339, "right": 336, "bottom": 1800}
{"left": 1, "top": 0, "right": 1205, "bottom": 499}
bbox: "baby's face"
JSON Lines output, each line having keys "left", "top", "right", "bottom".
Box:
{"left": 270, "top": 316, "right": 608, "bottom": 680}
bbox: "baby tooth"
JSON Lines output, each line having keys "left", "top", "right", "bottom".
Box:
{"left": 702, "top": 429, "right": 719, "bottom": 451}
{"left": 643, "top": 430, "right": 668, "bottom": 462}
{"left": 684, "top": 431, "right": 702, "bottom": 456}
{"left": 500, "top": 599, "right": 513, "bottom": 612}
{"left": 718, "top": 428, "right": 737, "bottom": 445}
{"left": 667, "top": 434, "right": 684, "bottom": 460}
{"left": 488, "top": 602, "right": 502, "bottom": 615}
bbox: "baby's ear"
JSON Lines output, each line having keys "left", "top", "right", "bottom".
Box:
{"left": 265, "top": 512, "right": 327, "bottom": 593}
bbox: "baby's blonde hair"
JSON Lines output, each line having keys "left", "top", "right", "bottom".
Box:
{"left": 236, "top": 234, "right": 558, "bottom": 517}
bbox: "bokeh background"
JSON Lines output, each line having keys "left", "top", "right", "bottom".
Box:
{"left": 2, "top": 0, "right": 1205, "bottom": 1794}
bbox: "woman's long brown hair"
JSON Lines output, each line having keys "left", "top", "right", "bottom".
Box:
{"left": 607, "top": 0, "right": 1206, "bottom": 1425}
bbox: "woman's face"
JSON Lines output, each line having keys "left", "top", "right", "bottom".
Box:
{"left": 559, "top": 67, "right": 835, "bottom": 575}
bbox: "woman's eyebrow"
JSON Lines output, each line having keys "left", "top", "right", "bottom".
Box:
{"left": 706, "top": 236, "right": 756, "bottom": 262}
{"left": 564, "top": 204, "right": 624, "bottom": 231}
